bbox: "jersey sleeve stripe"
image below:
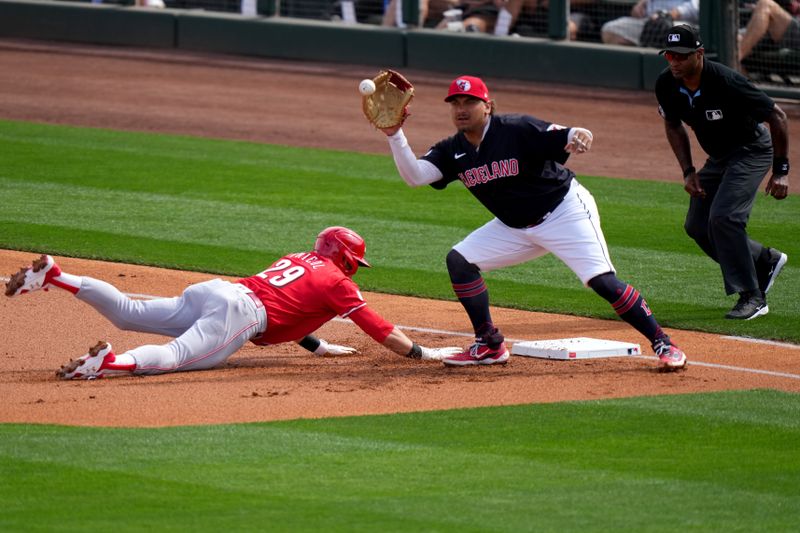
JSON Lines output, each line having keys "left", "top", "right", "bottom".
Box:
{"left": 341, "top": 302, "right": 367, "bottom": 318}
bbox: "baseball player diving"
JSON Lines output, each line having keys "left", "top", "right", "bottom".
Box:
{"left": 5, "top": 227, "right": 460, "bottom": 379}
{"left": 367, "top": 73, "right": 687, "bottom": 370}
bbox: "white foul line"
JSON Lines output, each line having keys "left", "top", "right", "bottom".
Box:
{"left": 376, "top": 322, "right": 800, "bottom": 380}
{"left": 4, "top": 276, "right": 799, "bottom": 381}
{"left": 721, "top": 335, "right": 800, "bottom": 350}
{"left": 659, "top": 359, "right": 800, "bottom": 380}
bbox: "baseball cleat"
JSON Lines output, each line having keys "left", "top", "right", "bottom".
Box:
{"left": 443, "top": 341, "right": 510, "bottom": 366}
{"left": 652, "top": 339, "right": 687, "bottom": 371}
{"left": 5, "top": 254, "right": 62, "bottom": 297}
{"left": 758, "top": 249, "right": 788, "bottom": 296}
{"left": 725, "top": 292, "right": 768, "bottom": 320}
{"left": 57, "top": 341, "right": 115, "bottom": 380}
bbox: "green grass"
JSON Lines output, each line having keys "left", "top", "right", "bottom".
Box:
{"left": 1, "top": 390, "right": 798, "bottom": 532}
{"left": 1, "top": 119, "right": 797, "bottom": 342}
{"left": 1, "top": 121, "right": 798, "bottom": 532}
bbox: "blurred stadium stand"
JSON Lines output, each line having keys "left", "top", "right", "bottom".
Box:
{"left": 739, "top": 0, "right": 800, "bottom": 86}
{"left": 12, "top": 0, "right": 800, "bottom": 92}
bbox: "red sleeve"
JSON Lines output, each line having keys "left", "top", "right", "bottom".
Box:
{"left": 348, "top": 305, "right": 395, "bottom": 343}
{"left": 327, "top": 277, "right": 371, "bottom": 317}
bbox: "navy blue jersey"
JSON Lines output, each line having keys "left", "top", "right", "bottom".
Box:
{"left": 422, "top": 114, "right": 574, "bottom": 228}
{"left": 655, "top": 59, "right": 774, "bottom": 159}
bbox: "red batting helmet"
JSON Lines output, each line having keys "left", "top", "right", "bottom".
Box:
{"left": 314, "top": 226, "right": 371, "bottom": 277}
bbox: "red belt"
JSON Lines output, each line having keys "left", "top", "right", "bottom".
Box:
{"left": 234, "top": 283, "right": 266, "bottom": 335}
{"left": 243, "top": 290, "right": 264, "bottom": 310}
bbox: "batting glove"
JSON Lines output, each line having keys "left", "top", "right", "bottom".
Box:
{"left": 419, "top": 346, "right": 462, "bottom": 361}
{"left": 315, "top": 340, "right": 357, "bottom": 356}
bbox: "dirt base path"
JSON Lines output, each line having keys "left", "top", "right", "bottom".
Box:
{"left": 1, "top": 39, "right": 798, "bottom": 427}
{"left": 3, "top": 251, "right": 798, "bottom": 427}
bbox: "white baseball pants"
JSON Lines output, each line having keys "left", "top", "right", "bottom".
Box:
{"left": 454, "top": 179, "right": 616, "bottom": 285}
{"left": 76, "top": 278, "right": 267, "bottom": 374}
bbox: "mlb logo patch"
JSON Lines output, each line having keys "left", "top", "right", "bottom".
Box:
{"left": 668, "top": 33, "right": 681, "bottom": 42}
{"left": 706, "top": 109, "right": 723, "bottom": 120}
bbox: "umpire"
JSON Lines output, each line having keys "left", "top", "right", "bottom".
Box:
{"left": 655, "top": 24, "right": 790, "bottom": 320}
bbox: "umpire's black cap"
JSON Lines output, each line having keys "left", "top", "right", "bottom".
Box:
{"left": 660, "top": 24, "right": 703, "bottom": 54}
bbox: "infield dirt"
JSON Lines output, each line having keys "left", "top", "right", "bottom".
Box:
{"left": 1, "top": 39, "right": 798, "bottom": 427}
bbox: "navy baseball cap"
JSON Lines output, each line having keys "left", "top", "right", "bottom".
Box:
{"left": 660, "top": 24, "right": 703, "bottom": 54}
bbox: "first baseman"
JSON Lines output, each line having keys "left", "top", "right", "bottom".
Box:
{"left": 5, "top": 227, "right": 459, "bottom": 379}
{"left": 371, "top": 75, "right": 687, "bottom": 370}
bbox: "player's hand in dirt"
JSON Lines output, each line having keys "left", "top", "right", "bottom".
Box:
{"left": 419, "top": 346, "right": 461, "bottom": 361}
{"left": 320, "top": 343, "right": 357, "bottom": 356}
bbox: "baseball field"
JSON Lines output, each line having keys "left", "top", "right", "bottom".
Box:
{"left": 1, "top": 39, "right": 799, "bottom": 531}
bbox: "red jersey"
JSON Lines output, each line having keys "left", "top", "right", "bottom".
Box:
{"left": 238, "top": 252, "right": 393, "bottom": 345}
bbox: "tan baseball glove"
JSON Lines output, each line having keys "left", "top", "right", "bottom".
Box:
{"left": 362, "top": 69, "right": 414, "bottom": 129}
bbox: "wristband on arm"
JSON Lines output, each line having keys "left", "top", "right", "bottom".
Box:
{"left": 406, "top": 342, "right": 423, "bottom": 359}
{"left": 298, "top": 335, "right": 327, "bottom": 356}
{"left": 773, "top": 157, "right": 789, "bottom": 175}
{"left": 682, "top": 166, "right": 696, "bottom": 179}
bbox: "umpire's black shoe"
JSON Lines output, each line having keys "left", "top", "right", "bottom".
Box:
{"left": 757, "top": 248, "right": 788, "bottom": 295}
{"left": 725, "top": 291, "right": 769, "bottom": 320}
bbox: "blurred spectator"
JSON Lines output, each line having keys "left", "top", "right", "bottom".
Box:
{"left": 383, "top": 0, "right": 452, "bottom": 27}
{"left": 330, "top": 0, "right": 385, "bottom": 23}
{"left": 512, "top": 0, "right": 548, "bottom": 37}
{"left": 513, "top": 0, "right": 599, "bottom": 40}
{"left": 569, "top": 0, "right": 600, "bottom": 40}
{"left": 432, "top": 0, "right": 524, "bottom": 35}
{"left": 739, "top": 0, "right": 800, "bottom": 61}
{"left": 601, "top": 0, "right": 699, "bottom": 47}
{"left": 382, "top": 0, "right": 425, "bottom": 26}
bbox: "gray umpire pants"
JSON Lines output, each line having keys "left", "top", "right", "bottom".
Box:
{"left": 683, "top": 124, "right": 773, "bottom": 296}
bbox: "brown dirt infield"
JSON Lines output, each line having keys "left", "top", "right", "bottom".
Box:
{"left": 1, "top": 39, "right": 798, "bottom": 428}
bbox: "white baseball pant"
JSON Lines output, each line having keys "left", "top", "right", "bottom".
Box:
{"left": 76, "top": 278, "right": 267, "bottom": 374}
{"left": 454, "top": 179, "right": 616, "bottom": 285}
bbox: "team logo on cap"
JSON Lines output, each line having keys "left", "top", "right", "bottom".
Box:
{"left": 456, "top": 79, "right": 472, "bottom": 91}
{"left": 668, "top": 33, "right": 681, "bottom": 42}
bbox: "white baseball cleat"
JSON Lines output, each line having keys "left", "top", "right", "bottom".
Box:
{"left": 57, "top": 342, "right": 115, "bottom": 380}
{"left": 5, "top": 254, "right": 62, "bottom": 297}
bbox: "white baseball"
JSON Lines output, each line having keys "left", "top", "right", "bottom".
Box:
{"left": 358, "top": 79, "right": 376, "bottom": 96}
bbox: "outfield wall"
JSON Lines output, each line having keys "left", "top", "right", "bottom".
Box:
{"left": 0, "top": 0, "right": 795, "bottom": 98}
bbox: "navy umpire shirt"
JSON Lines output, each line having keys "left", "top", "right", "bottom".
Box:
{"left": 422, "top": 114, "right": 574, "bottom": 228}
{"left": 655, "top": 59, "right": 775, "bottom": 159}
